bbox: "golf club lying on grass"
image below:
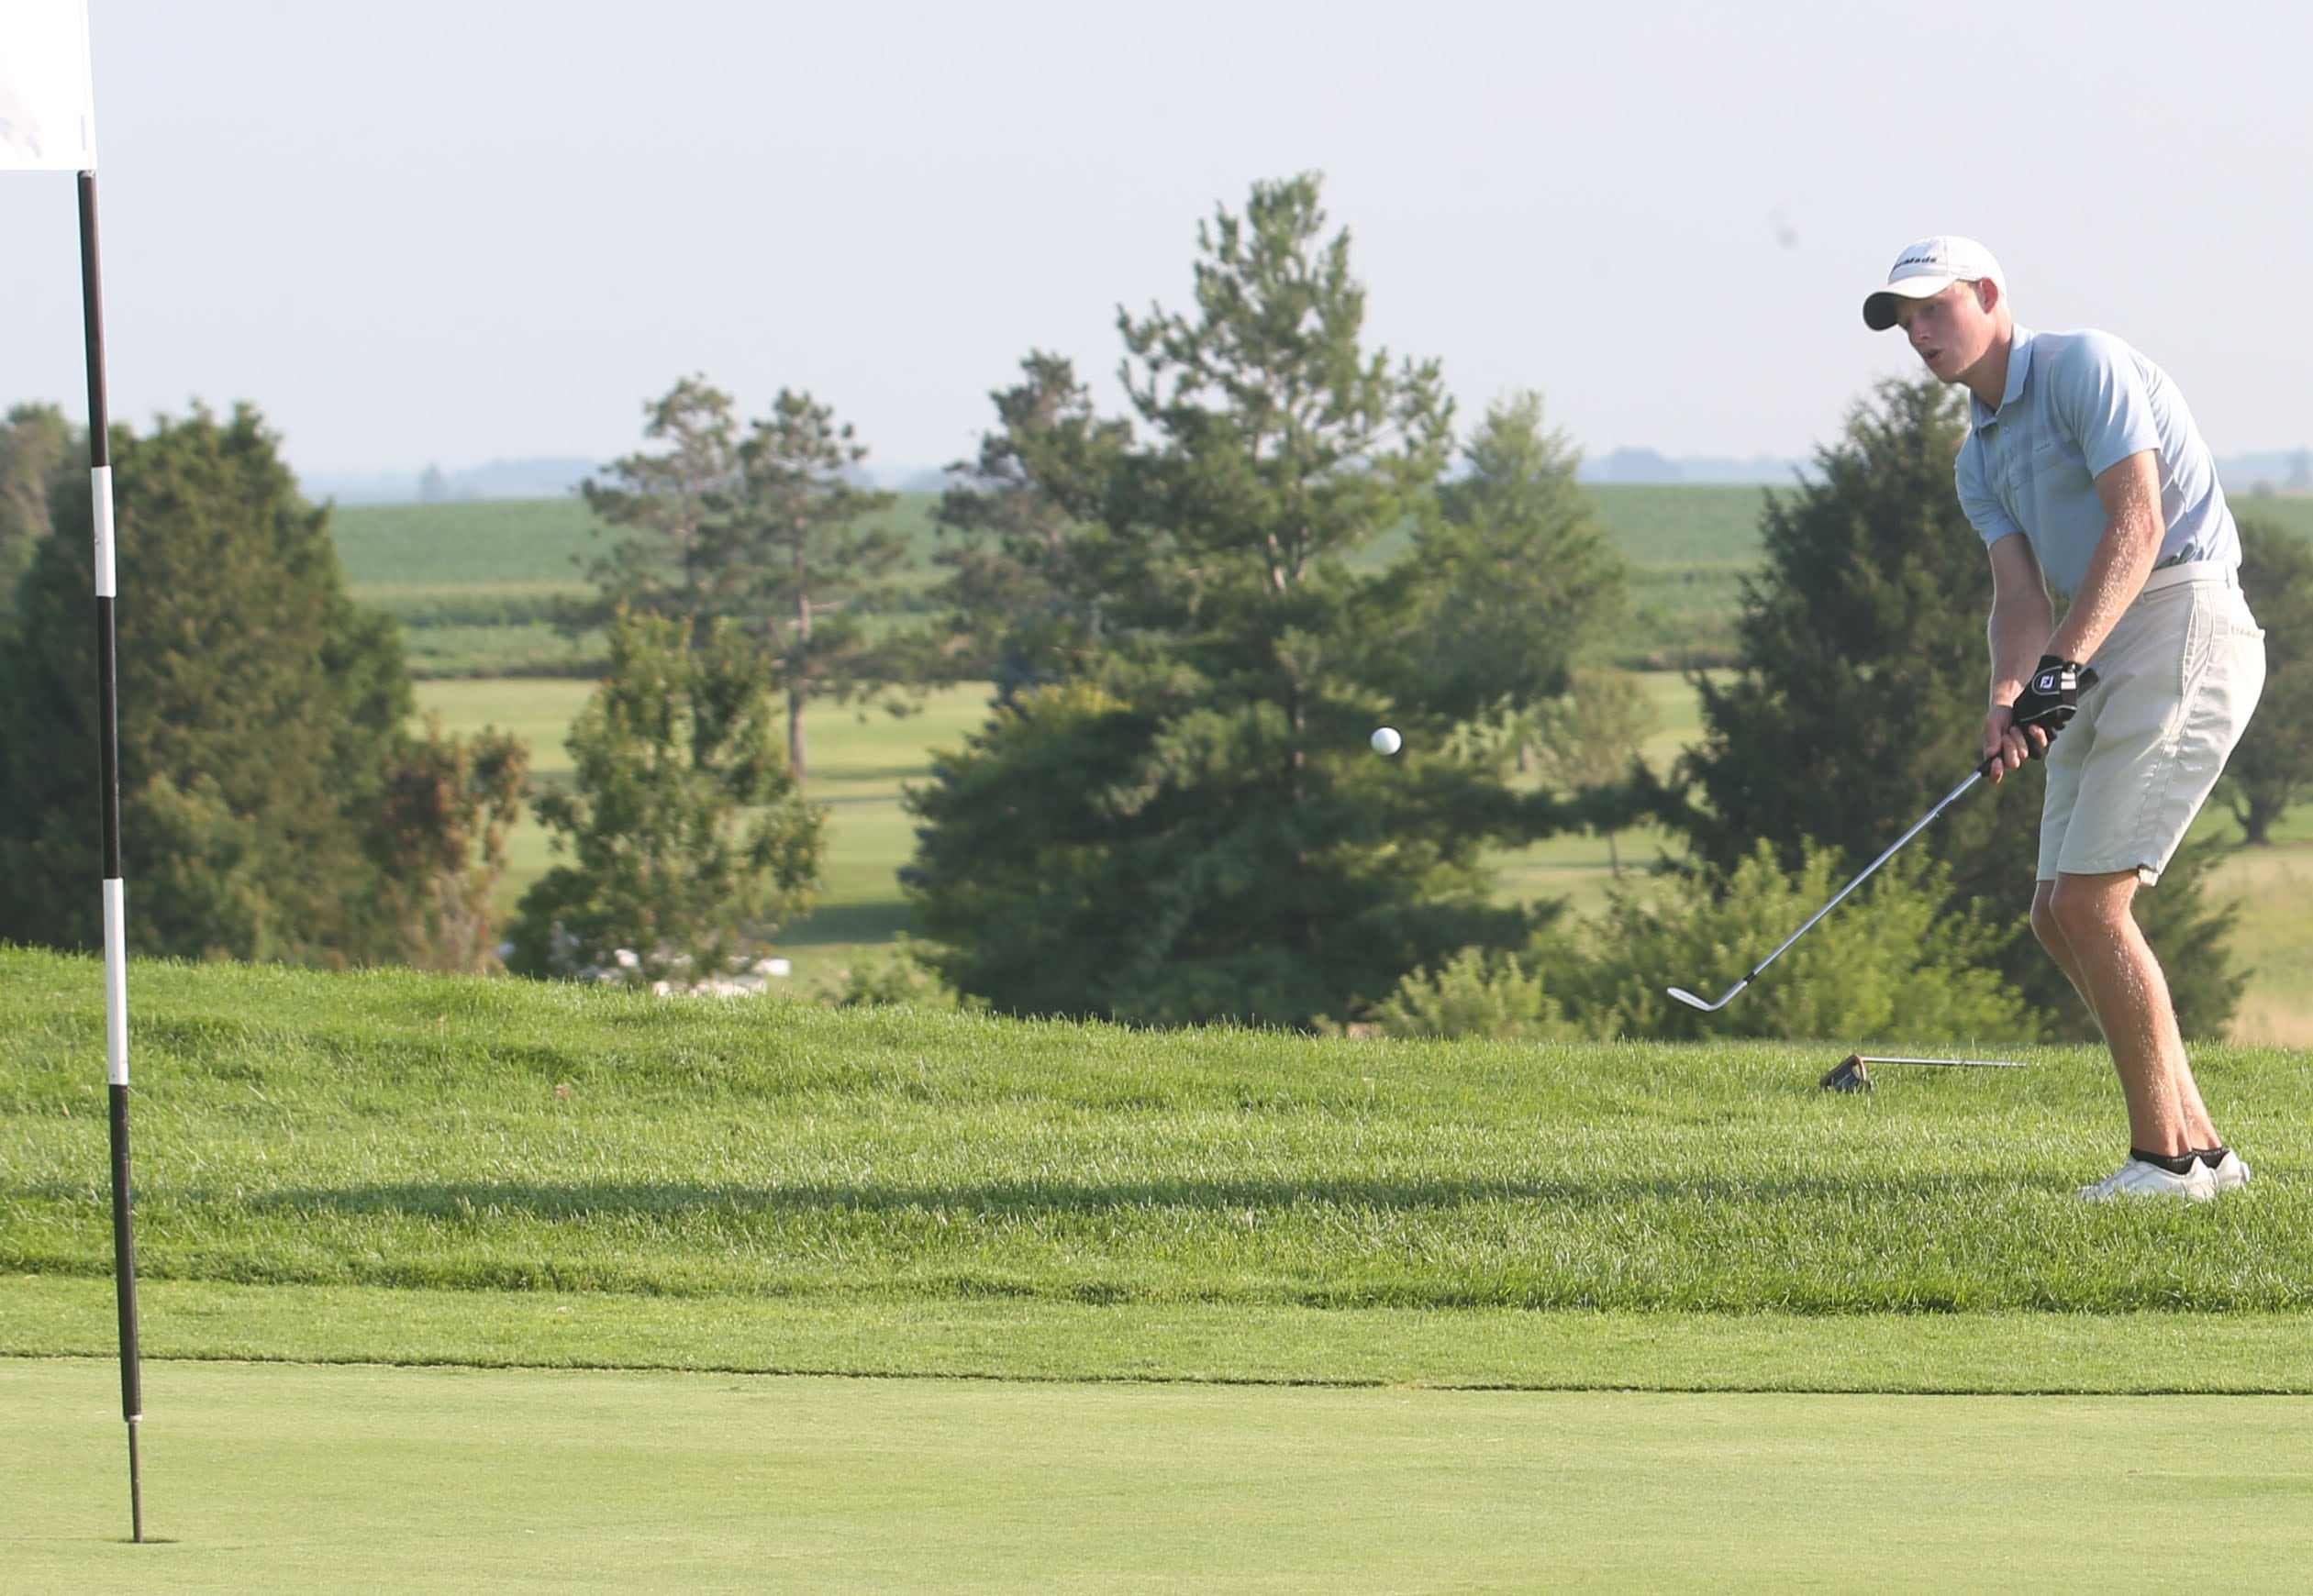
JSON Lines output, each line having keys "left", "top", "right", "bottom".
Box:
{"left": 1666, "top": 739, "right": 2049, "bottom": 1014}
{"left": 1818, "top": 1052, "right": 2031, "bottom": 1092}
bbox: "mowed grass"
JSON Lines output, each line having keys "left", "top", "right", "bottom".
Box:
{"left": 12, "top": 1359, "right": 2313, "bottom": 1595}
{"left": 7, "top": 947, "right": 2313, "bottom": 1327}
{"left": 11, "top": 948, "right": 2313, "bottom": 1587}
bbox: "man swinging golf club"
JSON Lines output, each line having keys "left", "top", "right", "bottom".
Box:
{"left": 1865, "top": 237, "right": 2266, "bottom": 1201}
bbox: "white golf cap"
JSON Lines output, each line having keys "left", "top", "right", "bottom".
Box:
{"left": 1862, "top": 236, "right": 2006, "bottom": 330}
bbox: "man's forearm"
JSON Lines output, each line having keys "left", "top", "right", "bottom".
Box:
{"left": 2046, "top": 519, "right": 2163, "bottom": 664}
{"left": 1988, "top": 585, "right": 2056, "bottom": 706}
{"left": 2049, "top": 455, "right": 2167, "bottom": 664}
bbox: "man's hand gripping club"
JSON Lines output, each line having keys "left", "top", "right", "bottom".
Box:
{"left": 1983, "top": 655, "right": 2098, "bottom": 780}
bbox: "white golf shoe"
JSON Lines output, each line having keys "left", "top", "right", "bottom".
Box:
{"left": 2079, "top": 1156, "right": 2218, "bottom": 1203}
{"left": 2204, "top": 1149, "right": 2252, "bottom": 1193}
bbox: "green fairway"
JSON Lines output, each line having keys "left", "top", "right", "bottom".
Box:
{"left": 12, "top": 1275, "right": 2313, "bottom": 1393}
{"left": 10, "top": 1358, "right": 2313, "bottom": 1594}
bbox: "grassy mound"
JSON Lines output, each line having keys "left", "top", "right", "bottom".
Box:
{"left": 7, "top": 947, "right": 2307, "bottom": 1324}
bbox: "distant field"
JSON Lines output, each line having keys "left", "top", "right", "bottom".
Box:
{"left": 1586, "top": 482, "right": 1779, "bottom": 563}
{"left": 330, "top": 484, "right": 2304, "bottom": 600}
{"left": 331, "top": 486, "right": 1776, "bottom": 599}
{"left": 331, "top": 494, "right": 947, "bottom": 596}
{"left": 331, "top": 498, "right": 607, "bottom": 592}
{"left": 333, "top": 486, "right": 1780, "bottom": 674}
{"left": 2238, "top": 493, "right": 2313, "bottom": 539}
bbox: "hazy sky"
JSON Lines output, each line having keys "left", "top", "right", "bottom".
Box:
{"left": 4, "top": 1, "right": 2309, "bottom": 478}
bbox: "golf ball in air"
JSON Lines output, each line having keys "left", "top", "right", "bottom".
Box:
{"left": 1370, "top": 726, "right": 1402, "bottom": 756}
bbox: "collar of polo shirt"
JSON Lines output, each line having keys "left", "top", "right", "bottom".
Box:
{"left": 1970, "top": 327, "right": 2037, "bottom": 428}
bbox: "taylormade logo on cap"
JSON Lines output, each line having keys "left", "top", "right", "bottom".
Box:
{"left": 1863, "top": 235, "right": 2006, "bottom": 330}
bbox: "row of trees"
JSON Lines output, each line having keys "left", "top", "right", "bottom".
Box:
{"left": 0, "top": 404, "right": 832, "bottom": 982}
{"left": 6, "top": 170, "right": 2312, "bottom": 1036}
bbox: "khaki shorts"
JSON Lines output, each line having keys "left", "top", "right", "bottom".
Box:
{"left": 2038, "top": 563, "right": 2265, "bottom": 885}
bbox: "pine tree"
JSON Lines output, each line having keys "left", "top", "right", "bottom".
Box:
{"left": 929, "top": 353, "right": 1130, "bottom": 695}
{"left": 719, "top": 391, "right": 906, "bottom": 781}
{"left": 1398, "top": 391, "right": 1627, "bottom": 722}
{"left": 578, "top": 382, "right": 914, "bottom": 782}
{"left": 906, "top": 176, "right": 1596, "bottom": 1025}
{"left": 573, "top": 376, "right": 743, "bottom": 632}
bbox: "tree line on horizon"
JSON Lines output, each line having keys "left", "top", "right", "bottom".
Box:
{"left": 4, "top": 172, "right": 2313, "bottom": 1036}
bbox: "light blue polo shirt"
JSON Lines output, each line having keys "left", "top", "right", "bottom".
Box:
{"left": 1953, "top": 326, "right": 2237, "bottom": 599}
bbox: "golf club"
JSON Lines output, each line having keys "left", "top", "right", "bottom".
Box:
{"left": 1667, "top": 755, "right": 2002, "bottom": 1014}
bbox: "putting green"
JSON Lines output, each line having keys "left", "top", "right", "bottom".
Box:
{"left": 10, "top": 1357, "right": 2312, "bottom": 1593}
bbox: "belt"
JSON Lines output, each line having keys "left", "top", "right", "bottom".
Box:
{"left": 2135, "top": 560, "right": 2238, "bottom": 597}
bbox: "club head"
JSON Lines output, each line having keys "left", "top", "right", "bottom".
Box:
{"left": 1666, "top": 980, "right": 1746, "bottom": 1013}
{"left": 1819, "top": 1055, "right": 1874, "bottom": 1092}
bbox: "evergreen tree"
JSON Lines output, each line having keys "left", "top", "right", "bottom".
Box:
{"left": 1391, "top": 391, "right": 1627, "bottom": 722}
{"left": 1528, "top": 669, "right": 1657, "bottom": 878}
{"left": 506, "top": 609, "right": 824, "bottom": 986}
{"left": 1662, "top": 376, "right": 2241, "bottom": 1036}
{"left": 573, "top": 376, "right": 743, "bottom": 633}
{"left": 578, "top": 381, "right": 914, "bottom": 781}
{"left": 0, "top": 403, "right": 79, "bottom": 598}
{"left": 2219, "top": 515, "right": 2313, "bottom": 845}
{"left": 719, "top": 390, "right": 907, "bottom": 781}
{"left": 929, "top": 353, "right": 1130, "bottom": 695}
{"left": 906, "top": 176, "right": 1596, "bottom": 1025}
{"left": 0, "top": 405, "right": 418, "bottom": 963}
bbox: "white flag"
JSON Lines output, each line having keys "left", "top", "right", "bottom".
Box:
{"left": 0, "top": 0, "right": 97, "bottom": 172}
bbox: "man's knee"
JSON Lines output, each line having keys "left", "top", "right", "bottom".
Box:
{"left": 2046, "top": 871, "right": 2137, "bottom": 948}
{"left": 2030, "top": 882, "right": 2067, "bottom": 956}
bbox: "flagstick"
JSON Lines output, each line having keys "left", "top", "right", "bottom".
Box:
{"left": 79, "top": 165, "right": 144, "bottom": 1546}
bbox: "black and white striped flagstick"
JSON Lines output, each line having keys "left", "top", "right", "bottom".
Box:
{"left": 78, "top": 164, "right": 145, "bottom": 1546}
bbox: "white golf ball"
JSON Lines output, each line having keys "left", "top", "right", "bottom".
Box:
{"left": 1370, "top": 726, "right": 1402, "bottom": 756}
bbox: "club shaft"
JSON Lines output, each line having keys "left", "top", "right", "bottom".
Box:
{"left": 1855, "top": 1055, "right": 2028, "bottom": 1069}
{"left": 1735, "top": 769, "right": 1984, "bottom": 986}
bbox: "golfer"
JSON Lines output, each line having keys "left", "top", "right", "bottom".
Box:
{"left": 1864, "top": 236, "right": 2265, "bottom": 1201}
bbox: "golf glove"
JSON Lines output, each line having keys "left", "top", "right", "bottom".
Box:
{"left": 2007, "top": 655, "right": 2097, "bottom": 753}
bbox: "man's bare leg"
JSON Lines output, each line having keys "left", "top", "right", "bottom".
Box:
{"left": 2029, "top": 880, "right": 2103, "bottom": 1027}
{"left": 2041, "top": 870, "right": 2218, "bottom": 1156}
